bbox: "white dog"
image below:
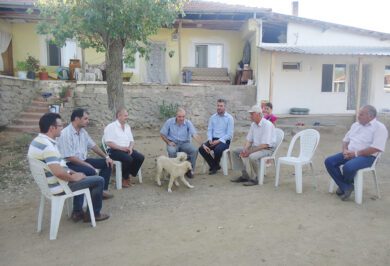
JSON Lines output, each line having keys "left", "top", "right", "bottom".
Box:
{"left": 155, "top": 154, "right": 194, "bottom": 192}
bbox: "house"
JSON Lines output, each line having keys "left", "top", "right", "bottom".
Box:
{"left": 1, "top": 0, "right": 390, "bottom": 114}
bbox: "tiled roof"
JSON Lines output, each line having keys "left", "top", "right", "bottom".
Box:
{"left": 260, "top": 45, "right": 390, "bottom": 56}
{"left": 184, "top": 0, "right": 270, "bottom": 13}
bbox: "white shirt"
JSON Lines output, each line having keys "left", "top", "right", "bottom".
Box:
{"left": 104, "top": 120, "right": 134, "bottom": 147}
{"left": 246, "top": 118, "right": 276, "bottom": 147}
{"left": 343, "top": 118, "right": 388, "bottom": 153}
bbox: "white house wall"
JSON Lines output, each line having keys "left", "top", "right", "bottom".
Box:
{"left": 257, "top": 51, "right": 390, "bottom": 114}
{"left": 287, "top": 23, "right": 390, "bottom": 46}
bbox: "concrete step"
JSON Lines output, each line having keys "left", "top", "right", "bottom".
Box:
{"left": 6, "top": 125, "right": 39, "bottom": 133}
{"left": 19, "top": 112, "right": 46, "bottom": 119}
{"left": 11, "top": 118, "right": 40, "bottom": 126}
{"left": 25, "top": 106, "right": 50, "bottom": 113}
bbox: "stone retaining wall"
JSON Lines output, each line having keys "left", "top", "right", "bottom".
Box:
{"left": 71, "top": 82, "right": 257, "bottom": 129}
{"left": 0, "top": 76, "right": 39, "bottom": 127}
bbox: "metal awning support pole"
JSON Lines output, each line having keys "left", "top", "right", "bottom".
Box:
{"left": 178, "top": 20, "right": 182, "bottom": 82}
{"left": 81, "top": 48, "right": 86, "bottom": 81}
{"left": 355, "top": 57, "right": 363, "bottom": 120}
{"left": 269, "top": 52, "right": 275, "bottom": 102}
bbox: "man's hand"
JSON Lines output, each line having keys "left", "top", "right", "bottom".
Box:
{"left": 128, "top": 147, "right": 133, "bottom": 155}
{"left": 168, "top": 141, "right": 176, "bottom": 146}
{"left": 203, "top": 144, "right": 211, "bottom": 154}
{"left": 71, "top": 172, "right": 86, "bottom": 181}
{"left": 106, "top": 157, "right": 113, "bottom": 167}
{"left": 240, "top": 148, "right": 250, "bottom": 158}
{"left": 210, "top": 140, "right": 220, "bottom": 147}
{"left": 343, "top": 149, "right": 355, "bottom": 160}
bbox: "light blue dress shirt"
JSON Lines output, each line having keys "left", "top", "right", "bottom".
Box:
{"left": 160, "top": 117, "right": 197, "bottom": 144}
{"left": 207, "top": 112, "right": 234, "bottom": 143}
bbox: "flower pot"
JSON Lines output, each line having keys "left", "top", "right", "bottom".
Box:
{"left": 39, "top": 72, "right": 49, "bottom": 80}
{"left": 18, "top": 71, "right": 27, "bottom": 79}
{"left": 27, "top": 71, "right": 36, "bottom": 80}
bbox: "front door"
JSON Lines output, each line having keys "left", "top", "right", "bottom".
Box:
{"left": 146, "top": 42, "right": 166, "bottom": 83}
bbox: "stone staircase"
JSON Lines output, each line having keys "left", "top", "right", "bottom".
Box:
{"left": 6, "top": 97, "right": 56, "bottom": 133}
{"left": 182, "top": 67, "right": 231, "bottom": 85}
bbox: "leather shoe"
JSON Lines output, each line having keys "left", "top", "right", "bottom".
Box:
{"left": 209, "top": 168, "right": 218, "bottom": 175}
{"left": 83, "top": 212, "right": 110, "bottom": 223}
{"left": 122, "top": 179, "right": 130, "bottom": 188}
{"left": 340, "top": 187, "right": 354, "bottom": 201}
{"left": 243, "top": 180, "right": 258, "bottom": 186}
{"left": 336, "top": 188, "right": 344, "bottom": 196}
{"left": 230, "top": 176, "right": 249, "bottom": 183}
{"left": 71, "top": 211, "right": 84, "bottom": 223}
{"left": 186, "top": 171, "right": 194, "bottom": 179}
{"left": 103, "top": 191, "right": 114, "bottom": 200}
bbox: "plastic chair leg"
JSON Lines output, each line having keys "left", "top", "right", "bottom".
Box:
{"left": 258, "top": 158, "right": 266, "bottom": 185}
{"left": 372, "top": 170, "right": 381, "bottom": 199}
{"left": 295, "top": 164, "right": 303, "bottom": 194}
{"left": 275, "top": 161, "right": 281, "bottom": 187}
{"left": 115, "top": 161, "right": 122, "bottom": 190}
{"left": 49, "top": 197, "right": 65, "bottom": 240}
{"left": 329, "top": 178, "right": 336, "bottom": 193}
{"left": 37, "top": 195, "right": 45, "bottom": 232}
{"left": 354, "top": 171, "right": 364, "bottom": 204}
{"left": 138, "top": 169, "right": 143, "bottom": 183}
{"left": 221, "top": 151, "right": 229, "bottom": 176}
{"left": 84, "top": 191, "right": 96, "bottom": 227}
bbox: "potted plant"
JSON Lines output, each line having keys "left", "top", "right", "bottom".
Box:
{"left": 25, "top": 55, "right": 40, "bottom": 79}
{"left": 39, "top": 66, "right": 49, "bottom": 80}
{"left": 16, "top": 61, "right": 28, "bottom": 79}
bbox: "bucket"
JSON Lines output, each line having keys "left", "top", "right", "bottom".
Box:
{"left": 49, "top": 104, "right": 60, "bottom": 113}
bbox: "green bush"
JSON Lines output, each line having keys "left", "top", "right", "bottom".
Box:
{"left": 158, "top": 101, "right": 179, "bottom": 120}
{"left": 16, "top": 61, "right": 28, "bottom": 71}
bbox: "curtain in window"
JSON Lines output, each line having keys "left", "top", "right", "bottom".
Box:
{"left": 0, "top": 32, "right": 12, "bottom": 71}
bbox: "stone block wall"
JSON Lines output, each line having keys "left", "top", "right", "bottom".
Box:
{"left": 0, "top": 75, "right": 39, "bottom": 127}
{"left": 71, "top": 83, "right": 257, "bottom": 129}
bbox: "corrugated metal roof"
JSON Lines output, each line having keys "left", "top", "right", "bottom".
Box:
{"left": 259, "top": 45, "right": 390, "bottom": 56}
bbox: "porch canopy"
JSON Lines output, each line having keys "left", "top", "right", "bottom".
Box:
{"left": 259, "top": 45, "right": 390, "bottom": 56}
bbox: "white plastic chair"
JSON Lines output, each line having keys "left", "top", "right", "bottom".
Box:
{"left": 101, "top": 137, "right": 142, "bottom": 189}
{"left": 28, "top": 157, "right": 96, "bottom": 240}
{"left": 275, "top": 129, "right": 320, "bottom": 193}
{"left": 328, "top": 153, "right": 381, "bottom": 204}
{"left": 258, "top": 128, "right": 285, "bottom": 185}
{"left": 201, "top": 148, "right": 232, "bottom": 176}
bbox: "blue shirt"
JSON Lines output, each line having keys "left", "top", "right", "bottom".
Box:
{"left": 207, "top": 112, "right": 234, "bottom": 143}
{"left": 160, "top": 117, "right": 197, "bottom": 144}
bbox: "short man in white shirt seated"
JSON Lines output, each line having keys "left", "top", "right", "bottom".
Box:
{"left": 231, "top": 105, "right": 276, "bottom": 186}
{"left": 103, "top": 108, "right": 144, "bottom": 188}
{"left": 325, "top": 105, "right": 388, "bottom": 201}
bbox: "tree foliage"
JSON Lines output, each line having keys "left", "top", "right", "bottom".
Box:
{"left": 36, "top": 0, "right": 185, "bottom": 113}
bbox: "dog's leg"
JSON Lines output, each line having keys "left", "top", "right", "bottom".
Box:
{"left": 168, "top": 176, "right": 176, "bottom": 193}
{"left": 180, "top": 175, "right": 194, "bottom": 189}
{"left": 155, "top": 163, "right": 162, "bottom": 186}
{"left": 174, "top": 179, "right": 180, "bottom": 186}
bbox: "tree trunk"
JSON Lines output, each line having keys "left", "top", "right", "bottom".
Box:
{"left": 106, "top": 39, "right": 124, "bottom": 117}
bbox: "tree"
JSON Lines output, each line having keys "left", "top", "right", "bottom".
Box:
{"left": 36, "top": 0, "right": 185, "bottom": 114}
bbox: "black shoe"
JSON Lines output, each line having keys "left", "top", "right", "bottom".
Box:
{"left": 209, "top": 168, "right": 218, "bottom": 175}
{"left": 243, "top": 180, "right": 258, "bottom": 186}
{"left": 186, "top": 171, "right": 194, "bottom": 179}
{"left": 230, "top": 176, "right": 249, "bottom": 183}
{"left": 336, "top": 188, "right": 344, "bottom": 196}
{"left": 340, "top": 187, "right": 354, "bottom": 201}
{"left": 71, "top": 211, "right": 84, "bottom": 223}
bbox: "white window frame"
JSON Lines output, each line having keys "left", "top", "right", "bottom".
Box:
{"left": 123, "top": 51, "right": 139, "bottom": 74}
{"left": 384, "top": 65, "right": 390, "bottom": 92}
{"left": 321, "top": 64, "right": 347, "bottom": 93}
{"left": 194, "top": 43, "right": 224, "bottom": 68}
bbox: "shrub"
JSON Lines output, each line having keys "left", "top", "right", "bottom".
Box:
{"left": 25, "top": 56, "right": 40, "bottom": 72}
{"left": 158, "top": 101, "right": 178, "bottom": 120}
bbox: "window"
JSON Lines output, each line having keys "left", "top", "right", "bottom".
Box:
{"left": 195, "top": 44, "right": 223, "bottom": 68}
{"left": 47, "top": 42, "right": 61, "bottom": 66}
{"left": 282, "top": 62, "right": 301, "bottom": 71}
{"left": 321, "top": 64, "right": 346, "bottom": 92}
{"left": 123, "top": 51, "right": 139, "bottom": 73}
{"left": 384, "top": 65, "right": 390, "bottom": 92}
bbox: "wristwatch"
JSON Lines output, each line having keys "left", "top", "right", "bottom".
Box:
{"left": 105, "top": 155, "right": 110, "bottom": 159}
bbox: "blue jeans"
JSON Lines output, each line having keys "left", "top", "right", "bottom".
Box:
{"left": 67, "top": 175, "right": 104, "bottom": 215}
{"left": 324, "top": 152, "right": 375, "bottom": 193}
{"left": 167, "top": 142, "right": 198, "bottom": 169}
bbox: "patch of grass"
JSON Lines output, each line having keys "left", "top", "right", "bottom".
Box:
{"left": 158, "top": 101, "right": 178, "bottom": 120}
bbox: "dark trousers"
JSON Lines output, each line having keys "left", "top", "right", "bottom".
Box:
{"left": 198, "top": 139, "right": 230, "bottom": 170}
{"left": 67, "top": 158, "right": 111, "bottom": 190}
{"left": 108, "top": 149, "right": 144, "bottom": 180}
{"left": 324, "top": 152, "right": 375, "bottom": 193}
{"left": 68, "top": 175, "right": 104, "bottom": 215}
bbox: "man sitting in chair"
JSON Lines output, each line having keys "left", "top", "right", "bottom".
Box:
{"left": 199, "top": 99, "right": 234, "bottom": 175}
{"left": 28, "top": 113, "right": 109, "bottom": 222}
{"left": 324, "top": 105, "right": 388, "bottom": 201}
{"left": 231, "top": 105, "right": 276, "bottom": 186}
{"left": 103, "top": 107, "right": 144, "bottom": 188}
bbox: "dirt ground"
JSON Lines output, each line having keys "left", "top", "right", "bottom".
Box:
{"left": 0, "top": 125, "right": 389, "bottom": 266}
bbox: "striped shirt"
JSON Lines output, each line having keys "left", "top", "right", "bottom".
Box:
{"left": 160, "top": 118, "right": 197, "bottom": 144}
{"left": 207, "top": 112, "right": 234, "bottom": 143}
{"left": 27, "top": 133, "right": 68, "bottom": 195}
{"left": 57, "top": 124, "right": 96, "bottom": 161}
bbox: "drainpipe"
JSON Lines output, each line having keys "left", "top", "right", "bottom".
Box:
{"left": 178, "top": 20, "right": 182, "bottom": 82}
{"left": 355, "top": 57, "right": 363, "bottom": 120}
{"left": 269, "top": 52, "right": 275, "bottom": 102}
